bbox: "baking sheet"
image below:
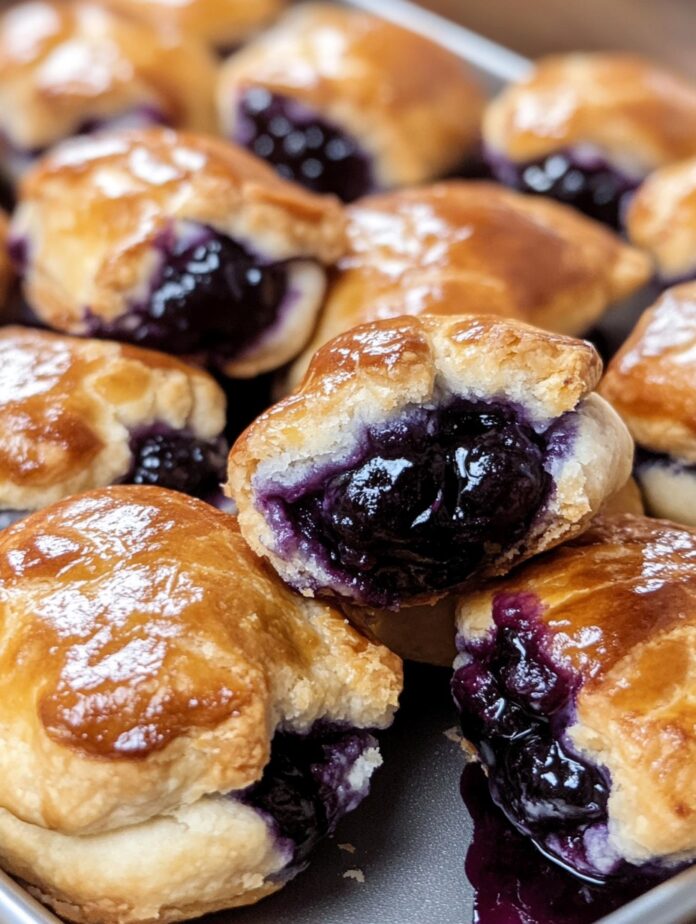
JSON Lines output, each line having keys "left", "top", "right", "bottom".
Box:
{"left": 0, "top": 3, "right": 693, "bottom": 924}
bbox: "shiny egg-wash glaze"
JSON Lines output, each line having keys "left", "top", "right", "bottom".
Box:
{"left": 453, "top": 515, "right": 696, "bottom": 885}
{"left": 218, "top": 3, "right": 485, "bottom": 200}
{"left": 0, "top": 486, "right": 401, "bottom": 923}
{"left": 9, "top": 128, "right": 346, "bottom": 378}
{"left": 0, "top": 1, "right": 218, "bottom": 182}
{"left": 286, "top": 181, "right": 650, "bottom": 389}
{"left": 601, "top": 283, "right": 696, "bottom": 526}
{"left": 483, "top": 53, "right": 696, "bottom": 226}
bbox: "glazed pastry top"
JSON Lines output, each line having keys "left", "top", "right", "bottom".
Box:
{"left": 484, "top": 53, "right": 696, "bottom": 175}
{"left": 0, "top": 1, "right": 218, "bottom": 151}
{"left": 287, "top": 181, "right": 650, "bottom": 385}
{"left": 0, "top": 486, "right": 401, "bottom": 835}
{"left": 626, "top": 156, "right": 696, "bottom": 281}
{"left": 600, "top": 283, "right": 696, "bottom": 461}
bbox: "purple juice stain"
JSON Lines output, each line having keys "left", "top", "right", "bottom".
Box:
{"left": 233, "top": 88, "right": 375, "bottom": 202}
{"left": 241, "top": 725, "right": 378, "bottom": 873}
{"left": 127, "top": 424, "right": 227, "bottom": 499}
{"left": 485, "top": 147, "right": 639, "bottom": 228}
{"left": 85, "top": 225, "right": 292, "bottom": 362}
{"left": 461, "top": 763, "right": 657, "bottom": 924}
{"left": 261, "top": 400, "right": 552, "bottom": 608}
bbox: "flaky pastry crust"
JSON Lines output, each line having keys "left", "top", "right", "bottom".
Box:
{"left": 11, "top": 128, "right": 346, "bottom": 373}
{"left": 456, "top": 514, "right": 696, "bottom": 866}
{"left": 484, "top": 53, "right": 696, "bottom": 175}
{"left": 229, "top": 315, "right": 633, "bottom": 603}
{"left": 0, "top": 2, "right": 217, "bottom": 159}
{"left": 218, "top": 3, "right": 485, "bottom": 188}
{"left": 626, "top": 156, "right": 696, "bottom": 281}
{"left": 600, "top": 283, "right": 696, "bottom": 461}
{"left": 0, "top": 326, "right": 225, "bottom": 510}
{"left": 286, "top": 182, "right": 651, "bottom": 389}
{"left": 102, "top": 0, "right": 287, "bottom": 48}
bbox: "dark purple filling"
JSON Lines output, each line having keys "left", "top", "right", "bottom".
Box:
{"left": 126, "top": 424, "right": 227, "bottom": 499}
{"left": 233, "top": 89, "right": 375, "bottom": 202}
{"left": 452, "top": 592, "right": 663, "bottom": 884}
{"left": 241, "top": 725, "right": 378, "bottom": 873}
{"left": 461, "top": 763, "right": 664, "bottom": 924}
{"left": 261, "top": 401, "right": 552, "bottom": 608}
{"left": 485, "top": 146, "right": 640, "bottom": 228}
{"left": 634, "top": 445, "right": 692, "bottom": 475}
{"left": 85, "top": 225, "right": 292, "bottom": 362}
{"left": 0, "top": 509, "right": 28, "bottom": 530}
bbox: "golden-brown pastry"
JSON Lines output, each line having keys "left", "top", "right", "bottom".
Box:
{"left": 217, "top": 3, "right": 485, "bottom": 201}
{"left": 101, "top": 0, "right": 287, "bottom": 53}
{"left": 600, "top": 282, "right": 696, "bottom": 525}
{"left": 626, "top": 156, "right": 696, "bottom": 284}
{"left": 228, "top": 314, "right": 633, "bottom": 610}
{"left": 483, "top": 53, "right": 696, "bottom": 226}
{"left": 286, "top": 181, "right": 651, "bottom": 390}
{"left": 453, "top": 514, "right": 696, "bottom": 882}
{"left": 0, "top": 325, "right": 229, "bottom": 528}
{"left": 0, "top": 486, "right": 402, "bottom": 923}
{"left": 0, "top": 1, "right": 217, "bottom": 183}
{"left": 10, "top": 128, "right": 346, "bottom": 378}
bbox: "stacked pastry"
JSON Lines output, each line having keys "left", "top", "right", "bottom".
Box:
{"left": 0, "top": 2, "right": 692, "bottom": 923}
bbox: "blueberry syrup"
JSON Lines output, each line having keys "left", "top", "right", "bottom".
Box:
{"left": 262, "top": 400, "right": 552, "bottom": 607}
{"left": 241, "top": 726, "right": 378, "bottom": 873}
{"left": 485, "top": 147, "right": 639, "bottom": 228}
{"left": 85, "top": 225, "right": 291, "bottom": 362}
{"left": 461, "top": 763, "right": 659, "bottom": 924}
{"left": 127, "top": 424, "right": 227, "bottom": 499}
{"left": 452, "top": 592, "right": 676, "bottom": 885}
{"left": 233, "top": 89, "right": 375, "bottom": 202}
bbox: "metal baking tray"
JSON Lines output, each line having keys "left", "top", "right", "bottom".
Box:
{"left": 0, "top": 2, "right": 694, "bottom": 922}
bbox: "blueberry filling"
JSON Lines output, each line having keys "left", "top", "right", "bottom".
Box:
{"left": 234, "top": 89, "right": 375, "bottom": 202}
{"left": 261, "top": 401, "right": 552, "bottom": 607}
{"left": 127, "top": 425, "right": 227, "bottom": 499}
{"left": 452, "top": 592, "right": 634, "bottom": 883}
{"left": 241, "top": 726, "right": 378, "bottom": 871}
{"left": 85, "top": 225, "right": 292, "bottom": 361}
{"left": 485, "top": 146, "right": 640, "bottom": 228}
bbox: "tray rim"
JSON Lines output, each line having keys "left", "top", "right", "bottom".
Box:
{"left": 0, "top": 2, "right": 692, "bottom": 924}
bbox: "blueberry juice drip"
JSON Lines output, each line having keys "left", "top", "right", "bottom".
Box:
{"left": 234, "top": 88, "right": 375, "bottom": 202}
{"left": 264, "top": 400, "right": 552, "bottom": 607}
{"left": 127, "top": 424, "right": 228, "bottom": 499}
{"left": 461, "top": 764, "right": 657, "bottom": 924}
{"left": 485, "top": 147, "right": 639, "bottom": 228}
{"left": 241, "top": 726, "right": 378, "bottom": 873}
{"left": 85, "top": 225, "right": 290, "bottom": 362}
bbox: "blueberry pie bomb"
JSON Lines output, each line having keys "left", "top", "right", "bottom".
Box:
{"left": 483, "top": 53, "right": 696, "bottom": 227}
{"left": 102, "top": 0, "right": 288, "bottom": 55}
{"left": 0, "top": 1, "right": 217, "bottom": 185}
{"left": 217, "top": 4, "right": 485, "bottom": 201}
{"left": 0, "top": 325, "right": 228, "bottom": 530}
{"left": 600, "top": 282, "right": 696, "bottom": 526}
{"left": 286, "top": 181, "right": 651, "bottom": 390}
{"left": 10, "top": 128, "right": 345, "bottom": 377}
{"left": 626, "top": 156, "right": 696, "bottom": 286}
{"left": 452, "top": 513, "right": 696, "bottom": 885}
{"left": 227, "top": 315, "right": 633, "bottom": 610}
{"left": 0, "top": 486, "right": 401, "bottom": 923}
